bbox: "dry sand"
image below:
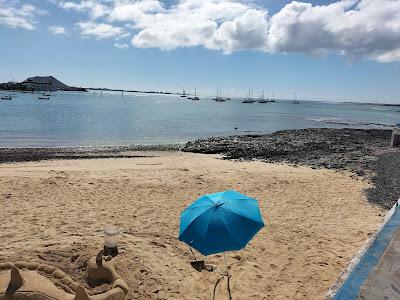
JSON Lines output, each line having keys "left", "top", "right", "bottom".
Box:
{"left": 0, "top": 152, "right": 385, "bottom": 299}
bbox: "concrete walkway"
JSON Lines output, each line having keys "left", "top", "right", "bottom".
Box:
{"left": 328, "top": 201, "right": 400, "bottom": 300}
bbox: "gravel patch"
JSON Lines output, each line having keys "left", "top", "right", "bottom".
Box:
{"left": 366, "top": 151, "right": 400, "bottom": 209}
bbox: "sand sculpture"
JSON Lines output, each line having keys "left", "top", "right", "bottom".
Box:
{"left": 0, "top": 251, "right": 129, "bottom": 300}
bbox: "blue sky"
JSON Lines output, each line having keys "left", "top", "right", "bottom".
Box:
{"left": 0, "top": 0, "right": 399, "bottom": 103}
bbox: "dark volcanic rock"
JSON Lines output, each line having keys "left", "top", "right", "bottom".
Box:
{"left": 0, "top": 144, "right": 181, "bottom": 163}
{"left": 183, "top": 128, "right": 399, "bottom": 209}
{"left": 183, "top": 128, "right": 391, "bottom": 171}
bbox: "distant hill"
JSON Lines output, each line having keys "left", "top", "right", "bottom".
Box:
{"left": 23, "top": 76, "right": 70, "bottom": 90}
{"left": 18, "top": 76, "right": 87, "bottom": 92}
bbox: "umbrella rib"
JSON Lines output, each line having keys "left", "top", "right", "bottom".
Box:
{"left": 187, "top": 203, "right": 214, "bottom": 210}
{"left": 221, "top": 206, "right": 264, "bottom": 226}
{"left": 220, "top": 217, "right": 245, "bottom": 250}
{"left": 180, "top": 206, "right": 215, "bottom": 239}
{"left": 183, "top": 196, "right": 215, "bottom": 212}
{"left": 221, "top": 211, "right": 264, "bottom": 249}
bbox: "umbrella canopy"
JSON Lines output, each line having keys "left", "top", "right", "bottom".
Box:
{"left": 179, "top": 190, "right": 264, "bottom": 256}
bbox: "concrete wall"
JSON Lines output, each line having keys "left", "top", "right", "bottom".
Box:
{"left": 391, "top": 128, "right": 400, "bottom": 147}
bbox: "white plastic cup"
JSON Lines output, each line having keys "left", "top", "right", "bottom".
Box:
{"left": 104, "top": 225, "right": 120, "bottom": 248}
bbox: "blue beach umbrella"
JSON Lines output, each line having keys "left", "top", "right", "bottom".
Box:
{"left": 179, "top": 190, "right": 264, "bottom": 256}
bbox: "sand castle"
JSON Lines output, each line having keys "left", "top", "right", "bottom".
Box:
{"left": 0, "top": 251, "right": 129, "bottom": 300}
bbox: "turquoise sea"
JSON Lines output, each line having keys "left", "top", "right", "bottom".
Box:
{"left": 0, "top": 91, "right": 398, "bottom": 147}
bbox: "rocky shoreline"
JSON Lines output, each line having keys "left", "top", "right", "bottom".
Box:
{"left": 0, "top": 128, "right": 398, "bottom": 209}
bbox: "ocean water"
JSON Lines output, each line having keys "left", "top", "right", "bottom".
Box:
{"left": 0, "top": 91, "right": 398, "bottom": 147}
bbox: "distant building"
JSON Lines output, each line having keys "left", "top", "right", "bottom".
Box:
{"left": 21, "top": 79, "right": 54, "bottom": 92}
{"left": 0, "top": 81, "right": 21, "bottom": 91}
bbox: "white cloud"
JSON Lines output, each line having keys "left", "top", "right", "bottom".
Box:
{"left": 108, "top": 0, "right": 165, "bottom": 24}
{"left": 114, "top": 42, "right": 129, "bottom": 49}
{"left": 55, "top": 0, "right": 400, "bottom": 63}
{"left": 49, "top": 25, "right": 68, "bottom": 35}
{"left": 215, "top": 8, "right": 269, "bottom": 53}
{"left": 130, "top": 0, "right": 260, "bottom": 52}
{"left": 266, "top": 0, "right": 400, "bottom": 62}
{"left": 0, "top": 0, "right": 45, "bottom": 30}
{"left": 127, "top": 0, "right": 400, "bottom": 62}
{"left": 60, "top": 0, "right": 109, "bottom": 19}
{"left": 77, "top": 21, "right": 127, "bottom": 39}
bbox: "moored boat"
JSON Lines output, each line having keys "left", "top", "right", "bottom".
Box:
{"left": 180, "top": 89, "right": 187, "bottom": 98}
{"left": 258, "top": 91, "right": 267, "bottom": 103}
{"left": 293, "top": 92, "right": 300, "bottom": 104}
{"left": 242, "top": 87, "right": 255, "bottom": 103}
{"left": 213, "top": 87, "right": 226, "bottom": 102}
{"left": 192, "top": 89, "right": 200, "bottom": 101}
{"left": 0, "top": 95, "right": 12, "bottom": 100}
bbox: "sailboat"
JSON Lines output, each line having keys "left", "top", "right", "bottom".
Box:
{"left": 269, "top": 91, "right": 276, "bottom": 103}
{"left": 192, "top": 89, "right": 200, "bottom": 101}
{"left": 258, "top": 90, "right": 267, "bottom": 103}
{"left": 293, "top": 92, "right": 300, "bottom": 104}
{"left": 242, "top": 87, "right": 255, "bottom": 103}
{"left": 213, "top": 87, "right": 226, "bottom": 102}
{"left": 180, "top": 88, "right": 187, "bottom": 98}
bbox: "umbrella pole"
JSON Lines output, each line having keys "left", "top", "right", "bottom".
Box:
{"left": 224, "top": 252, "right": 228, "bottom": 274}
{"left": 224, "top": 252, "right": 232, "bottom": 300}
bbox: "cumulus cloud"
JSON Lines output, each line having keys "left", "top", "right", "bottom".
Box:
{"left": 77, "top": 21, "right": 128, "bottom": 39}
{"left": 49, "top": 25, "right": 68, "bottom": 35}
{"left": 127, "top": 0, "right": 263, "bottom": 52}
{"left": 56, "top": 0, "right": 400, "bottom": 63}
{"left": 0, "top": 0, "right": 45, "bottom": 30}
{"left": 60, "top": 0, "right": 109, "bottom": 19}
{"left": 114, "top": 42, "right": 129, "bottom": 49}
{"left": 267, "top": 0, "right": 400, "bottom": 62}
{"left": 108, "top": 0, "right": 165, "bottom": 24}
{"left": 215, "top": 8, "right": 269, "bottom": 53}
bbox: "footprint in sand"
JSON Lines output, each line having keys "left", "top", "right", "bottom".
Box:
{"left": 2, "top": 193, "right": 12, "bottom": 199}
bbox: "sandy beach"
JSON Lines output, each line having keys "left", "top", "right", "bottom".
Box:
{"left": 0, "top": 151, "right": 385, "bottom": 299}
